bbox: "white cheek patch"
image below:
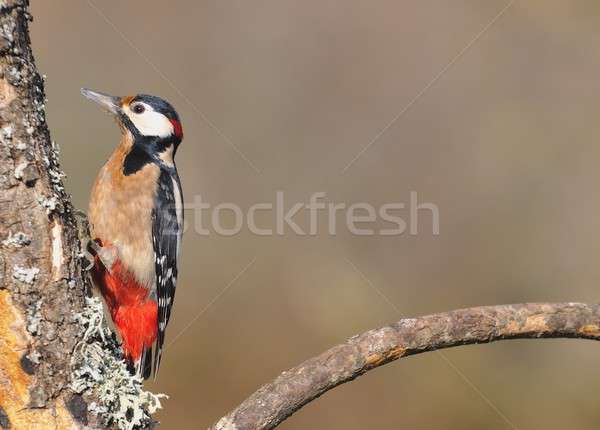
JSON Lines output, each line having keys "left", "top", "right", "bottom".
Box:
{"left": 125, "top": 102, "right": 174, "bottom": 138}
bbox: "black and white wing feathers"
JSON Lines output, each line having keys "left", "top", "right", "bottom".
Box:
{"left": 151, "top": 169, "right": 183, "bottom": 376}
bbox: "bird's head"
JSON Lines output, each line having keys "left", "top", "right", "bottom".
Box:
{"left": 81, "top": 88, "right": 183, "bottom": 167}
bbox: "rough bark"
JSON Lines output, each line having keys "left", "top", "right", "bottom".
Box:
{"left": 0, "top": 2, "right": 165, "bottom": 429}
{"left": 0, "top": 0, "right": 96, "bottom": 427}
{"left": 210, "top": 303, "right": 600, "bottom": 430}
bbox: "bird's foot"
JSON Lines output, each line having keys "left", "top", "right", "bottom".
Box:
{"left": 82, "top": 243, "right": 95, "bottom": 271}
{"left": 74, "top": 210, "right": 95, "bottom": 271}
{"left": 87, "top": 239, "right": 118, "bottom": 273}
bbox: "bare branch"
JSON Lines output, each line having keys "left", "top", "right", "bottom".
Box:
{"left": 210, "top": 302, "right": 600, "bottom": 430}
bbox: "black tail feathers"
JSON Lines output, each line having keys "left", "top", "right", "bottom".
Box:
{"left": 126, "top": 345, "right": 153, "bottom": 380}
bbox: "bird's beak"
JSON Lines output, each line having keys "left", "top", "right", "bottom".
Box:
{"left": 80, "top": 88, "right": 120, "bottom": 115}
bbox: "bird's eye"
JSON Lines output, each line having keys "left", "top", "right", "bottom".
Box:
{"left": 132, "top": 103, "right": 145, "bottom": 114}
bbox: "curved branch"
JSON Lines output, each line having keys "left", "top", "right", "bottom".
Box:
{"left": 210, "top": 302, "right": 600, "bottom": 430}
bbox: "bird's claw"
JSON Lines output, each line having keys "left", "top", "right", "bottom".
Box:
{"left": 86, "top": 239, "right": 117, "bottom": 273}
{"left": 82, "top": 246, "right": 95, "bottom": 271}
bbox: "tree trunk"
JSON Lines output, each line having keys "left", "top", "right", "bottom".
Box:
{"left": 0, "top": 2, "right": 161, "bottom": 429}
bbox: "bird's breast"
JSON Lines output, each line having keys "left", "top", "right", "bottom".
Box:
{"left": 89, "top": 154, "right": 160, "bottom": 290}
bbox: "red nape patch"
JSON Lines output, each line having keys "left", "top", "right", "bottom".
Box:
{"left": 170, "top": 119, "right": 183, "bottom": 139}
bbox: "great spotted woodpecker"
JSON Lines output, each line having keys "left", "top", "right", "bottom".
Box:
{"left": 82, "top": 88, "right": 184, "bottom": 379}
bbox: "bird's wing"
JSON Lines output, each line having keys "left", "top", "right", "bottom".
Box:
{"left": 151, "top": 169, "right": 183, "bottom": 376}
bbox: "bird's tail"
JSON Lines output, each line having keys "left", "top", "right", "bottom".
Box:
{"left": 130, "top": 345, "right": 152, "bottom": 380}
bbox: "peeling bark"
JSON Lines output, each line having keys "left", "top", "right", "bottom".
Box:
{"left": 210, "top": 303, "right": 600, "bottom": 430}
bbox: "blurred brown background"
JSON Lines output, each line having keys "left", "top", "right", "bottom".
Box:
{"left": 30, "top": 1, "right": 600, "bottom": 428}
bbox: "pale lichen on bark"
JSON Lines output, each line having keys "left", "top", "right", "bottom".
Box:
{"left": 0, "top": 1, "right": 161, "bottom": 428}
{"left": 71, "top": 297, "right": 166, "bottom": 430}
{"left": 0, "top": 0, "right": 87, "bottom": 426}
